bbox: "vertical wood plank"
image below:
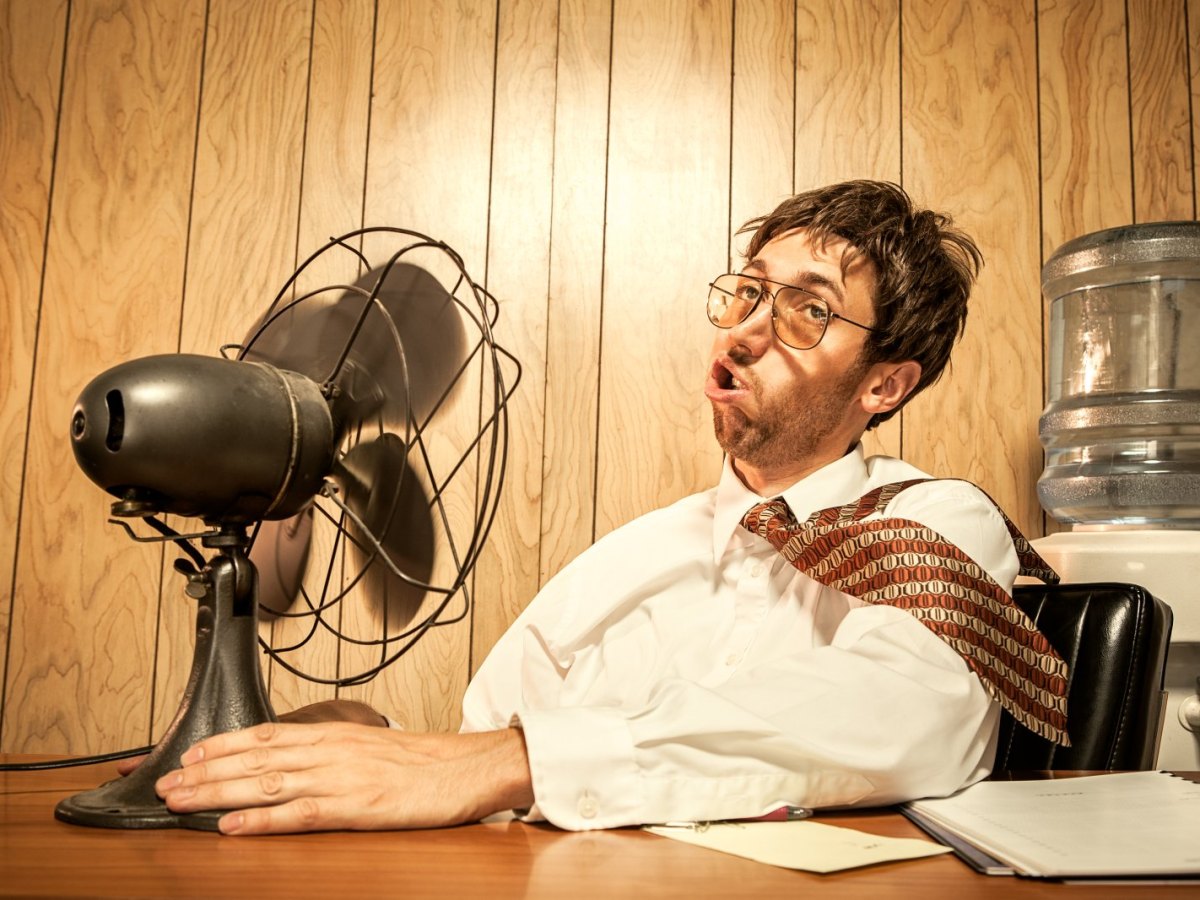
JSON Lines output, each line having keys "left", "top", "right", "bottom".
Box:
{"left": 595, "top": 0, "right": 732, "bottom": 536}
{"left": 730, "top": 0, "right": 793, "bottom": 243}
{"left": 902, "top": 0, "right": 1042, "bottom": 534}
{"left": 5, "top": 0, "right": 205, "bottom": 753}
{"left": 1128, "top": 0, "right": 1194, "bottom": 222}
{"left": 470, "top": 0, "right": 558, "bottom": 674}
{"left": 793, "top": 0, "right": 900, "bottom": 190}
{"left": 1036, "top": 0, "right": 1133, "bottom": 535}
{"left": 794, "top": 0, "right": 902, "bottom": 459}
{"left": 262, "top": 0, "right": 375, "bottom": 716}
{"left": 1038, "top": 0, "right": 1133, "bottom": 254}
{"left": 0, "top": 0, "right": 68, "bottom": 744}
{"left": 538, "top": 0, "right": 611, "bottom": 585}
{"left": 151, "top": 0, "right": 314, "bottom": 736}
{"left": 341, "top": 0, "right": 496, "bottom": 731}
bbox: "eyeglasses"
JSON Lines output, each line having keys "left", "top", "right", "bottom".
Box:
{"left": 706, "top": 273, "right": 882, "bottom": 350}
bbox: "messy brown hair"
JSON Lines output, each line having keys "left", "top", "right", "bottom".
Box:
{"left": 741, "top": 180, "right": 982, "bottom": 429}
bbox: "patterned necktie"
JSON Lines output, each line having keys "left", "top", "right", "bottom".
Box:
{"left": 741, "top": 479, "right": 1070, "bottom": 746}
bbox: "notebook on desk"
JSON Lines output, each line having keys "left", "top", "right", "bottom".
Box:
{"left": 903, "top": 771, "right": 1200, "bottom": 879}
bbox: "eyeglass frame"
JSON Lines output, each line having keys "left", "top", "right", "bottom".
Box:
{"left": 706, "top": 272, "right": 884, "bottom": 350}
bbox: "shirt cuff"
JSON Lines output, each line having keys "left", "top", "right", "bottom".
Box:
{"left": 515, "top": 706, "right": 644, "bottom": 830}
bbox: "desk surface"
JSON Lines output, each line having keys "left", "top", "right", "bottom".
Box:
{"left": 2, "top": 756, "right": 1195, "bottom": 898}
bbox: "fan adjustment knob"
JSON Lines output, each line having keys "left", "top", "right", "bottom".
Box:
{"left": 173, "top": 558, "right": 209, "bottom": 599}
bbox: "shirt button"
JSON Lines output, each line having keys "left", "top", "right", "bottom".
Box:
{"left": 749, "top": 562, "right": 764, "bottom": 578}
{"left": 578, "top": 795, "right": 599, "bottom": 819}
{"left": 725, "top": 653, "right": 740, "bottom": 666}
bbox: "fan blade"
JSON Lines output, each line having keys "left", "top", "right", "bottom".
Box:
{"left": 249, "top": 435, "right": 435, "bottom": 617}
{"left": 333, "top": 434, "right": 435, "bottom": 600}
{"left": 241, "top": 262, "right": 468, "bottom": 436}
{"left": 252, "top": 507, "right": 314, "bottom": 616}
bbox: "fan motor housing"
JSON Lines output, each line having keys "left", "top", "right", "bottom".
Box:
{"left": 71, "top": 353, "right": 335, "bottom": 523}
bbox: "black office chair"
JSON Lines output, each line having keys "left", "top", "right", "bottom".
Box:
{"left": 992, "top": 582, "right": 1173, "bottom": 772}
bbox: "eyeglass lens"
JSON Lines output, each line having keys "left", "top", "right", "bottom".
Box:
{"left": 707, "top": 274, "right": 830, "bottom": 349}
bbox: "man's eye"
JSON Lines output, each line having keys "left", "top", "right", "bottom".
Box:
{"left": 785, "top": 293, "right": 828, "bottom": 322}
{"left": 735, "top": 282, "right": 763, "bottom": 302}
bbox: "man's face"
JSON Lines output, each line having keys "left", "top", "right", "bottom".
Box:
{"left": 704, "top": 228, "right": 879, "bottom": 476}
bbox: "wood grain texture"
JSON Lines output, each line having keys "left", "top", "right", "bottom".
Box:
{"left": 342, "top": 0, "right": 496, "bottom": 731}
{"left": 795, "top": 0, "right": 902, "bottom": 459}
{"left": 730, "top": 0, "right": 793, "bottom": 243}
{"left": 0, "top": 0, "right": 68, "bottom": 747}
{"left": 794, "top": 0, "right": 900, "bottom": 190}
{"left": 262, "top": 0, "right": 375, "bottom": 716}
{"left": 1037, "top": 0, "right": 1133, "bottom": 254}
{"left": 595, "top": 0, "right": 731, "bottom": 538}
{"left": 538, "top": 0, "right": 611, "bottom": 585}
{"left": 901, "top": 0, "right": 1043, "bottom": 535}
{"left": 469, "top": 0, "right": 558, "bottom": 675}
{"left": 4, "top": 0, "right": 205, "bottom": 753}
{"left": 1128, "top": 0, "right": 1194, "bottom": 222}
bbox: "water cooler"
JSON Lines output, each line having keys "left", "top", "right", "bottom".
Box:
{"left": 1033, "top": 221, "right": 1200, "bottom": 769}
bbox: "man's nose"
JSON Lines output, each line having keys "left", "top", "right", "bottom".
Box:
{"left": 726, "top": 299, "right": 774, "bottom": 356}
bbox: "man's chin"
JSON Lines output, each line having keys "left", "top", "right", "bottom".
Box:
{"left": 712, "top": 409, "right": 761, "bottom": 459}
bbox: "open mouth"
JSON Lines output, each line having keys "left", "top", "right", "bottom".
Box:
{"left": 711, "top": 359, "right": 747, "bottom": 392}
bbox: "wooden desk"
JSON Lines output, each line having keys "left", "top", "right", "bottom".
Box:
{"left": 2, "top": 756, "right": 1194, "bottom": 898}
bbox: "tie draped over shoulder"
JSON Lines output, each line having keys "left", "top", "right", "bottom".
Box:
{"left": 741, "top": 479, "right": 1070, "bottom": 747}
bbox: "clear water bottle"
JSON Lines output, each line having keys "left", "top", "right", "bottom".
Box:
{"left": 1038, "top": 221, "right": 1200, "bottom": 526}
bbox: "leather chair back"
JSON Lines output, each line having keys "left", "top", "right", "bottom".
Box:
{"left": 993, "top": 582, "right": 1172, "bottom": 772}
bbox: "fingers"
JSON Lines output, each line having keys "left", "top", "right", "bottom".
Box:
{"left": 217, "top": 797, "right": 335, "bottom": 835}
{"left": 159, "top": 762, "right": 301, "bottom": 817}
{"left": 177, "top": 720, "right": 314, "bottom": 766}
{"left": 156, "top": 733, "right": 337, "bottom": 808}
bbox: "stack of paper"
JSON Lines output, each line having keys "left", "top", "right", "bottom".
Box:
{"left": 904, "top": 771, "right": 1200, "bottom": 878}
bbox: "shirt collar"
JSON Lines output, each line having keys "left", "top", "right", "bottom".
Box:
{"left": 712, "top": 443, "right": 870, "bottom": 562}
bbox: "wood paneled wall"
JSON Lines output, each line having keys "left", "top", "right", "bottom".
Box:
{"left": 2, "top": 0, "right": 1197, "bottom": 754}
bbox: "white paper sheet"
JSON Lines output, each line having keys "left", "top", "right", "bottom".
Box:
{"left": 644, "top": 820, "right": 951, "bottom": 873}
{"left": 905, "top": 771, "right": 1200, "bottom": 877}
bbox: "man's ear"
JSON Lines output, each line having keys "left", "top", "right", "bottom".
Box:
{"left": 860, "top": 359, "right": 922, "bottom": 417}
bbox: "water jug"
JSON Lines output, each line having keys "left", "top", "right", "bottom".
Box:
{"left": 1038, "top": 221, "right": 1200, "bottom": 526}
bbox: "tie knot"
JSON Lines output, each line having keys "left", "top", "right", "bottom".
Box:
{"left": 741, "top": 498, "right": 794, "bottom": 541}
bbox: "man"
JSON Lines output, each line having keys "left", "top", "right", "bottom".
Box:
{"left": 151, "top": 180, "right": 1064, "bottom": 834}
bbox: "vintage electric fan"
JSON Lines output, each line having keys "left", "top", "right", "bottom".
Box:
{"left": 55, "top": 228, "right": 519, "bottom": 830}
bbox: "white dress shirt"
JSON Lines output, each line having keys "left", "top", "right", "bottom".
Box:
{"left": 462, "top": 445, "right": 1016, "bottom": 830}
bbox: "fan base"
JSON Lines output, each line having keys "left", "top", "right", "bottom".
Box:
{"left": 56, "top": 543, "right": 276, "bottom": 830}
{"left": 55, "top": 781, "right": 222, "bottom": 832}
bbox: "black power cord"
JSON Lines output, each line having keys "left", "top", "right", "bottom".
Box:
{"left": 0, "top": 745, "right": 153, "bottom": 771}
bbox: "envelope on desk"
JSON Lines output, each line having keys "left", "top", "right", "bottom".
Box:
{"left": 644, "top": 820, "right": 951, "bottom": 873}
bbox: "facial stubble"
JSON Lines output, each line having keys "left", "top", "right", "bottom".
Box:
{"left": 712, "top": 353, "right": 871, "bottom": 472}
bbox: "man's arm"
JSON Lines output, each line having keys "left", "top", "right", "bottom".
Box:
{"left": 155, "top": 723, "right": 533, "bottom": 834}
{"left": 463, "top": 479, "right": 1013, "bottom": 829}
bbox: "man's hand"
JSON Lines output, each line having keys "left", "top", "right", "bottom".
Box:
{"left": 153, "top": 723, "right": 534, "bottom": 835}
{"left": 115, "top": 700, "right": 388, "bottom": 776}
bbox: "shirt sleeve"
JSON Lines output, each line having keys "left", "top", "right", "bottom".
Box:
{"left": 463, "top": 479, "right": 1014, "bottom": 831}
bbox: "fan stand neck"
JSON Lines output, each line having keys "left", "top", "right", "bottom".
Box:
{"left": 55, "top": 542, "right": 277, "bottom": 830}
